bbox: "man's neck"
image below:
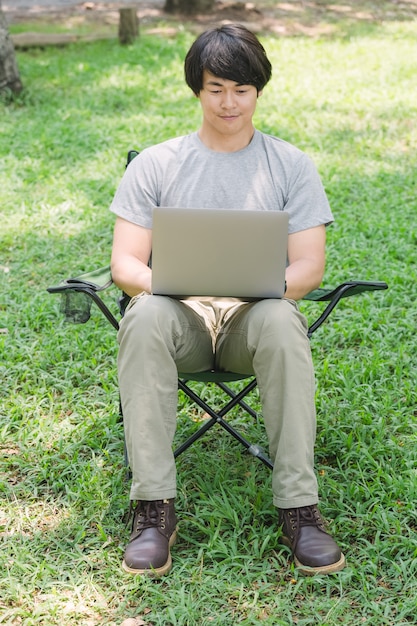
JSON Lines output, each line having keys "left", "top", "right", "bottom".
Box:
{"left": 198, "top": 125, "right": 255, "bottom": 153}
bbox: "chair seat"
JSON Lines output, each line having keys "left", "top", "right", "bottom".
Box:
{"left": 179, "top": 370, "right": 252, "bottom": 383}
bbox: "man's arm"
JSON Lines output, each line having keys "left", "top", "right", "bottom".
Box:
{"left": 111, "top": 216, "right": 153, "bottom": 297}
{"left": 285, "top": 224, "right": 326, "bottom": 301}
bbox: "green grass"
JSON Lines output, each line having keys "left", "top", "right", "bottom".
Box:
{"left": 1, "top": 8, "right": 417, "bottom": 625}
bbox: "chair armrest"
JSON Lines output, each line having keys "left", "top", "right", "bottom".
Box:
{"left": 47, "top": 266, "right": 113, "bottom": 293}
{"left": 304, "top": 280, "right": 388, "bottom": 302}
{"left": 47, "top": 266, "right": 120, "bottom": 330}
{"left": 305, "top": 280, "right": 388, "bottom": 337}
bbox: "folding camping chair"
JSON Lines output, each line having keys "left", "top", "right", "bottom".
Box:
{"left": 48, "top": 268, "right": 387, "bottom": 469}
{"left": 47, "top": 149, "right": 388, "bottom": 470}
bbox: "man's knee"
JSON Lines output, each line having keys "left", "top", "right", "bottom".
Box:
{"left": 127, "top": 294, "right": 176, "bottom": 321}
{"left": 119, "top": 295, "right": 181, "bottom": 344}
{"left": 248, "top": 299, "right": 308, "bottom": 345}
{"left": 251, "top": 298, "right": 301, "bottom": 325}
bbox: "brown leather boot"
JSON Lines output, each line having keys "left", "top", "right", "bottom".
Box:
{"left": 278, "top": 505, "right": 345, "bottom": 575}
{"left": 122, "top": 498, "right": 177, "bottom": 576}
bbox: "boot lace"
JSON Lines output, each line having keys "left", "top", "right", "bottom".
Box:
{"left": 286, "top": 505, "right": 327, "bottom": 553}
{"left": 130, "top": 500, "right": 167, "bottom": 538}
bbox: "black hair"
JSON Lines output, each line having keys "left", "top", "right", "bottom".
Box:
{"left": 184, "top": 24, "right": 272, "bottom": 95}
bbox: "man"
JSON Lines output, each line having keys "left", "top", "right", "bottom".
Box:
{"left": 110, "top": 24, "right": 345, "bottom": 577}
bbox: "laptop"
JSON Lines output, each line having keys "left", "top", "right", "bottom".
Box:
{"left": 151, "top": 207, "right": 289, "bottom": 301}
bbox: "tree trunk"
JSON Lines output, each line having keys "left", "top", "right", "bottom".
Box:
{"left": 118, "top": 7, "right": 139, "bottom": 45}
{"left": 0, "top": 4, "right": 23, "bottom": 94}
{"left": 164, "top": 0, "right": 215, "bottom": 14}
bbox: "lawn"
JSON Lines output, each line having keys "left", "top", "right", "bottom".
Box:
{"left": 1, "top": 4, "right": 417, "bottom": 625}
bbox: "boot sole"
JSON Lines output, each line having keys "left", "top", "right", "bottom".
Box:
{"left": 294, "top": 552, "right": 346, "bottom": 576}
{"left": 122, "top": 528, "right": 178, "bottom": 577}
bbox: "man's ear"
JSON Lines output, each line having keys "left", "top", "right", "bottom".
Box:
{"left": 257, "top": 89, "right": 263, "bottom": 98}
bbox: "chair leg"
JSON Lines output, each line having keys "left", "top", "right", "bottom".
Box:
{"left": 216, "top": 381, "right": 258, "bottom": 419}
{"left": 175, "top": 379, "right": 273, "bottom": 469}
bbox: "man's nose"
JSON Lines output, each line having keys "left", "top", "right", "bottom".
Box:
{"left": 221, "top": 91, "right": 236, "bottom": 108}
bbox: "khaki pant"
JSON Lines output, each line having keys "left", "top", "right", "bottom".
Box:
{"left": 117, "top": 295, "right": 318, "bottom": 509}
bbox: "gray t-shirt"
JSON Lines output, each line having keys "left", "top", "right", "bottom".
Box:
{"left": 110, "top": 130, "right": 333, "bottom": 234}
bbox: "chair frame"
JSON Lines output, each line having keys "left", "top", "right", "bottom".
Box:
{"left": 48, "top": 268, "right": 387, "bottom": 469}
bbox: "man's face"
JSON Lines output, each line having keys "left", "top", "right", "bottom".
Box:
{"left": 198, "top": 70, "right": 261, "bottom": 141}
